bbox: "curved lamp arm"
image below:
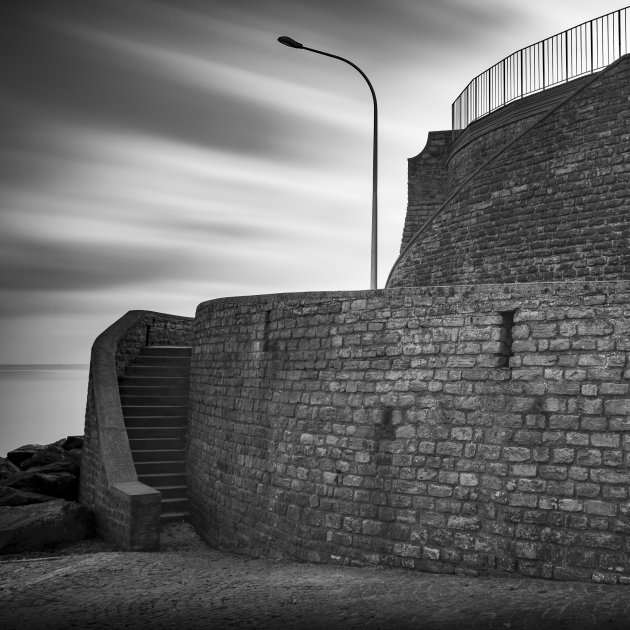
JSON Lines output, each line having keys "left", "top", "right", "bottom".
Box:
{"left": 278, "top": 36, "right": 378, "bottom": 291}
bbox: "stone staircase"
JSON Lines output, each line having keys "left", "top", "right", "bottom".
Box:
{"left": 119, "top": 346, "right": 191, "bottom": 524}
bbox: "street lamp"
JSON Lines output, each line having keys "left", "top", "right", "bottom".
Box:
{"left": 278, "top": 36, "right": 378, "bottom": 291}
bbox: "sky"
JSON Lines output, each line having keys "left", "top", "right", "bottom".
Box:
{"left": 1, "top": 0, "right": 627, "bottom": 365}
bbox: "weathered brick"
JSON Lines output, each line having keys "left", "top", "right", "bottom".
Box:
{"left": 591, "top": 433, "right": 620, "bottom": 448}
{"left": 584, "top": 501, "right": 617, "bottom": 517}
{"left": 502, "top": 447, "right": 531, "bottom": 462}
{"left": 447, "top": 516, "right": 481, "bottom": 531}
{"left": 605, "top": 400, "right": 630, "bottom": 415}
{"left": 590, "top": 469, "right": 630, "bottom": 484}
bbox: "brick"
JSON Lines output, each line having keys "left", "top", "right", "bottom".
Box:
{"left": 459, "top": 473, "right": 479, "bottom": 487}
{"left": 447, "top": 516, "right": 481, "bottom": 531}
{"left": 590, "top": 469, "right": 630, "bottom": 484}
{"left": 605, "top": 400, "right": 630, "bottom": 415}
{"left": 584, "top": 501, "right": 617, "bottom": 517}
{"left": 502, "top": 447, "right": 531, "bottom": 462}
{"left": 591, "top": 433, "right": 620, "bottom": 448}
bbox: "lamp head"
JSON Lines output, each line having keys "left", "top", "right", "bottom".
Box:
{"left": 278, "top": 36, "right": 304, "bottom": 49}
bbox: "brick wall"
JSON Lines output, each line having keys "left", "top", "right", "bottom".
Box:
{"left": 390, "top": 54, "right": 630, "bottom": 288}
{"left": 402, "top": 131, "right": 450, "bottom": 252}
{"left": 187, "top": 282, "right": 630, "bottom": 583}
{"left": 446, "top": 114, "right": 542, "bottom": 191}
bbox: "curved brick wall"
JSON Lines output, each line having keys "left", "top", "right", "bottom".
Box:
{"left": 390, "top": 54, "right": 630, "bottom": 288}
{"left": 188, "top": 282, "right": 630, "bottom": 583}
{"left": 446, "top": 75, "right": 596, "bottom": 191}
{"left": 447, "top": 114, "right": 541, "bottom": 191}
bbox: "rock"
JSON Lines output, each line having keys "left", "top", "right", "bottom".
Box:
{"left": 4, "top": 461, "right": 80, "bottom": 501}
{"left": 0, "top": 499, "right": 92, "bottom": 554}
{"left": 19, "top": 445, "right": 67, "bottom": 471}
{"left": 61, "top": 436, "right": 84, "bottom": 451}
{"left": 7, "top": 436, "right": 84, "bottom": 471}
{"left": 0, "top": 457, "right": 20, "bottom": 483}
{"left": 0, "top": 486, "right": 56, "bottom": 507}
{"left": 2, "top": 436, "right": 84, "bottom": 505}
{"left": 6, "top": 445, "right": 41, "bottom": 468}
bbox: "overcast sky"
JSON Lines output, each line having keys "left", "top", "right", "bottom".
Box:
{"left": 0, "top": 0, "right": 625, "bottom": 364}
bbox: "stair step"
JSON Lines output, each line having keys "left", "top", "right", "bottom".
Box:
{"left": 160, "top": 511, "right": 189, "bottom": 524}
{"left": 135, "top": 460, "right": 186, "bottom": 475}
{"left": 161, "top": 497, "right": 189, "bottom": 513}
{"left": 119, "top": 376, "right": 189, "bottom": 387}
{"left": 129, "top": 437, "right": 184, "bottom": 451}
{"left": 133, "top": 357, "right": 191, "bottom": 368}
{"left": 132, "top": 449, "right": 185, "bottom": 463}
{"left": 126, "top": 365, "right": 191, "bottom": 377}
{"left": 119, "top": 385, "right": 189, "bottom": 396}
{"left": 138, "top": 472, "right": 187, "bottom": 487}
{"left": 127, "top": 426, "right": 185, "bottom": 439}
{"left": 120, "top": 394, "right": 188, "bottom": 406}
{"left": 154, "top": 485, "right": 188, "bottom": 500}
{"left": 143, "top": 346, "right": 192, "bottom": 357}
{"left": 124, "top": 417, "right": 188, "bottom": 428}
{"left": 125, "top": 416, "right": 187, "bottom": 429}
{"left": 123, "top": 405, "right": 187, "bottom": 417}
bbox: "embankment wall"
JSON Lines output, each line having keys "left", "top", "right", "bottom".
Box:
{"left": 187, "top": 282, "right": 630, "bottom": 583}
{"left": 392, "top": 54, "right": 630, "bottom": 287}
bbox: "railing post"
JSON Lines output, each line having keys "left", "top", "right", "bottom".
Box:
{"left": 488, "top": 70, "right": 491, "bottom": 114}
{"left": 619, "top": 10, "right": 622, "bottom": 59}
{"left": 590, "top": 19, "right": 594, "bottom": 72}
{"left": 564, "top": 31, "right": 569, "bottom": 82}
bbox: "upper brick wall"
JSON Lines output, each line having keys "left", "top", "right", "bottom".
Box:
{"left": 389, "top": 54, "right": 630, "bottom": 288}
{"left": 401, "top": 131, "right": 450, "bottom": 252}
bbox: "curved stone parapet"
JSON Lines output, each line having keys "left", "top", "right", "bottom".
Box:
{"left": 80, "top": 310, "right": 193, "bottom": 550}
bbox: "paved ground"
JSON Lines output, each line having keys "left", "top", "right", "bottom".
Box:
{"left": 2, "top": 524, "right": 630, "bottom": 629}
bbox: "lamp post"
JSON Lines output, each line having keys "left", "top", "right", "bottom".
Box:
{"left": 278, "top": 36, "right": 378, "bottom": 291}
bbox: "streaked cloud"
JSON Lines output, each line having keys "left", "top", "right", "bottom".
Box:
{"left": 0, "top": 0, "right": 624, "bottom": 363}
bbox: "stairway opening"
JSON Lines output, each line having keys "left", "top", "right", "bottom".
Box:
{"left": 119, "top": 345, "right": 191, "bottom": 525}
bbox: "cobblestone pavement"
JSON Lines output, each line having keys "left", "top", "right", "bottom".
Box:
{"left": 2, "top": 524, "right": 630, "bottom": 630}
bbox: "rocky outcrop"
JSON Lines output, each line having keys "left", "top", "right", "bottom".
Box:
{"left": 0, "top": 499, "right": 92, "bottom": 554}
{"left": 0, "top": 436, "right": 92, "bottom": 553}
{"left": 1, "top": 437, "right": 83, "bottom": 504}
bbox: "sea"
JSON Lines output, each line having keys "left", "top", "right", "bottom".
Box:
{"left": 0, "top": 365, "right": 90, "bottom": 456}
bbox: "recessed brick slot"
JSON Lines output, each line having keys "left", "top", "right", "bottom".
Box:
{"left": 497, "top": 310, "right": 515, "bottom": 367}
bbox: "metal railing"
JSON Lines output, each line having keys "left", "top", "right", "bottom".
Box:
{"left": 452, "top": 7, "right": 629, "bottom": 130}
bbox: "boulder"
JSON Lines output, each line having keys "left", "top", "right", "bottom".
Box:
{"left": 19, "top": 444, "right": 67, "bottom": 471}
{"left": 0, "top": 499, "right": 92, "bottom": 554}
{"left": 7, "top": 436, "right": 84, "bottom": 471}
{"left": 61, "top": 436, "right": 84, "bottom": 451}
{"left": 0, "top": 486, "right": 56, "bottom": 507}
{"left": 0, "top": 457, "right": 20, "bottom": 483}
{"left": 6, "top": 445, "right": 41, "bottom": 468}
{"left": 4, "top": 461, "right": 80, "bottom": 501}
